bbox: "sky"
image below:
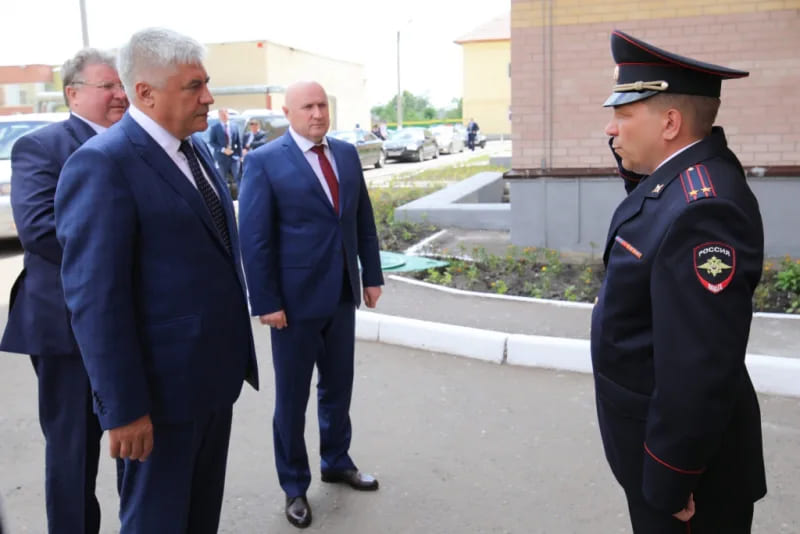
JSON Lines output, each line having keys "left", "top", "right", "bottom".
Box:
{"left": 3, "top": 0, "right": 510, "bottom": 108}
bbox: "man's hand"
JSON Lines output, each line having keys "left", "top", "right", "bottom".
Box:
{"left": 260, "top": 310, "right": 288, "bottom": 329}
{"left": 672, "top": 493, "right": 695, "bottom": 522}
{"left": 223, "top": 147, "right": 234, "bottom": 156}
{"left": 109, "top": 414, "right": 154, "bottom": 462}
{"left": 363, "top": 286, "right": 382, "bottom": 308}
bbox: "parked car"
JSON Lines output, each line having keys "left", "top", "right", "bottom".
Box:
{"left": 0, "top": 113, "right": 69, "bottom": 238}
{"left": 431, "top": 124, "right": 465, "bottom": 154}
{"left": 383, "top": 127, "right": 438, "bottom": 162}
{"left": 238, "top": 109, "right": 290, "bottom": 143}
{"left": 464, "top": 128, "right": 487, "bottom": 149}
{"left": 328, "top": 129, "right": 385, "bottom": 169}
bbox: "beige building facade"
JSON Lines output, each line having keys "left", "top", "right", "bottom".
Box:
{"left": 205, "top": 40, "right": 370, "bottom": 131}
{"left": 509, "top": 0, "right": 800, "bottom": 172}
{"left": 456, "top": 15, "right": 511, "bottom": 136}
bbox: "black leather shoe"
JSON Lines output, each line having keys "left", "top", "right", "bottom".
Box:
{"left": 321, "top": 469, "right": 379, "bottom": 491}
{"left": 285, "top": 495, "right": 311, "bottom": 528}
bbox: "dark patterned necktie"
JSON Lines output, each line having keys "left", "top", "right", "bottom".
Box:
{"left": 310, "top": 144, "right": 340, "bottom": 213}
{"left": 178, "top": 140, "right": 232, "bottom": 255}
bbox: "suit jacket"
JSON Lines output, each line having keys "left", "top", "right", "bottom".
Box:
{"left": 243, "top": 130, "right": 267, "bottom": 151}
{"left": 591, "top": 127, "right": 766, "bottom": 513}
{"left": 238, "top": 131, "right": 383, "bottom": 320}
{"left": 55, "top": 112, "right": 258, "bottom": 430}
{"left": 0, "top": 114, "right": 95, "bottom": 357}
{"left": 209, "top": 121, "right": 241, "bottom": 159}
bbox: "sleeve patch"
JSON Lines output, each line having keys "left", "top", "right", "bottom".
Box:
{"left": 679, "top": 164, "right": 716, "bottom": 203}
{"left": 694, "top": 242, "right": 735, "bottom": 294}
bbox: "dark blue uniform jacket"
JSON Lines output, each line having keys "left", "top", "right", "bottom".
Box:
{"left": 591, "top": 127, "right": 767, "bottom": 513}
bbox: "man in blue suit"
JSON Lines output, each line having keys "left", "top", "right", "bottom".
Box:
{"left": 239, "top": 80, "right": 383, "bottom": 529}
{"left": 1, "top": 48, "right": 127, "bottom": 534}
{"left": 54, "top": 28, "right": 258, "bottom": 533}
{"left": 209, "top": 108, "right": 241, "bottom": 190}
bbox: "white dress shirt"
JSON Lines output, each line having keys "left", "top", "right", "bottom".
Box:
{"left": 129, "top": 105, "right": 219, "bottom": 196}
{"left": 72, "top": 112, "right": 108, "bottom": 134}
{"left": 654, "top": 139, "right": 702, "bottom": 173}
{"left": 289, "top": 127, "right": 340, "bottom": 206}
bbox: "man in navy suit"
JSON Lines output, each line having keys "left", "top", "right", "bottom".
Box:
{"left": 238, "top": 81, "right": 383, "bottom": 529}
{"left": 209, "top": 108, "right": 241, "bottom": 190}
{"left": 54, "top": 28, "right": 258, "bottom": 533}
{"left": 0, "top": 48, "right": 127, "bottom": 534}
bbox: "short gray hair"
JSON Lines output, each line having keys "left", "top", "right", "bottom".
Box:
{"left": 118, "top": 27, "right": 206, "bottom": 99}
{"left": 61, "top": 48, "right": 117, "bottom": 105}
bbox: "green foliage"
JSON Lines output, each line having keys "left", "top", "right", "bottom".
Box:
{"left": 425, "top": 268, "right": 453, "bottom": 286}
{"left": 491, "top": 279, "right": 509, "bottom": 295}
{"left": 413, "top": 245, "right": 603, "bottom": 302}
{"left": 442, "top": 98, "right": 463, "bottom": 120}
{"left": 369, "top": 186, "right": 440, "bottom": 252}
{"left": 776, "top": 256, "right": 800, "bottom": 294}
{"left": 371, "top": 91, "right": 437, "bottom": 123}
{"left": 563, "top": 285, "right": 578, "bottom": 302}
{"left": 774, "top": 256, "right": 800, "bottom": 313}
{"left": 410, "top": 247, "right": 800, "bottom": 314}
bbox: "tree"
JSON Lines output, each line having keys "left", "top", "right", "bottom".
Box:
{"left": 370, "top": 91, "right": 437, "bottom": 123}
{"left": 442, "top": 98, "right": 462, "bottom": 120}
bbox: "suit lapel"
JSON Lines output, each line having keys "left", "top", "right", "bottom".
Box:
{"left": 281, "top": 132, "right": 337, "bottom": 214}
{"left": 120, "top": 114, "right": 223, "bottom": 251}
{"left": 64, "top": 114, "right": 97, "bottom": 146}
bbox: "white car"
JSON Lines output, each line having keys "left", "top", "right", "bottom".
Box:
{"left": 0, "top": 113, "right": 69, "bottom": 238}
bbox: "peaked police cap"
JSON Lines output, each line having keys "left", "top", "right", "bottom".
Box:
{"left": 603, "top": 30, "right": 749, "bottom": 107}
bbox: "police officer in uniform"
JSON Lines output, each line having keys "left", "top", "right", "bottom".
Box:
{"left": 591, "top": 30, "right": 767, "bottom": 533}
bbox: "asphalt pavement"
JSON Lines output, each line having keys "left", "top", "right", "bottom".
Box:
{"left": 3, "top": 331, "right": 800, "bottom": 534}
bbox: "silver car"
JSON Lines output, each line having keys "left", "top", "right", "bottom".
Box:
{"left": 0, "top": 113, "right": 69, "bottom": 238}
{"left": 431, "top": 124, "right": 466, "bottom": 154}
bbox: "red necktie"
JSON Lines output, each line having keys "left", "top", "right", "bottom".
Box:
{"left": 310, "top": 144, "right": 339, "bottom": 214}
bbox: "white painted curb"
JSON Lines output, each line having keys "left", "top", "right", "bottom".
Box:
{"left": 506, "top": 334, "right": 592, "bottom": 374}
{"left": 356, "top": 311, "right": 800, "bottom": 398}
{"left": 366, "top": 310, "right": 506, "bottom": 364}
{"left": 745, "top": 354, "right": 800, "bottom": 398}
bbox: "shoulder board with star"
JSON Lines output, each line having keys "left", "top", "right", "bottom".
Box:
{"left": 679, "top": 164, "right": 716, "bottom": 203}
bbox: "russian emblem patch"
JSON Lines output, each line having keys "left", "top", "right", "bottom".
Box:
{"left": 694, "top": 242, "right": 735, "bottom": 294}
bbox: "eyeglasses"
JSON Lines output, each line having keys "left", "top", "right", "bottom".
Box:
{"left": 72, "top": 81, "right": 125, "bottom": 92}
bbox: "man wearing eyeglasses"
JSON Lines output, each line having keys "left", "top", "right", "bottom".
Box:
{"left": 0, "top": 48, "right": 127, "bottom": 534}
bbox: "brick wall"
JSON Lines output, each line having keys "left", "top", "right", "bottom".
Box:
{"left": 0, "top": 65, "right": 53, "bottom": 84}
{"left": 510, "top": 0, "right": 800, "bottom": 170}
